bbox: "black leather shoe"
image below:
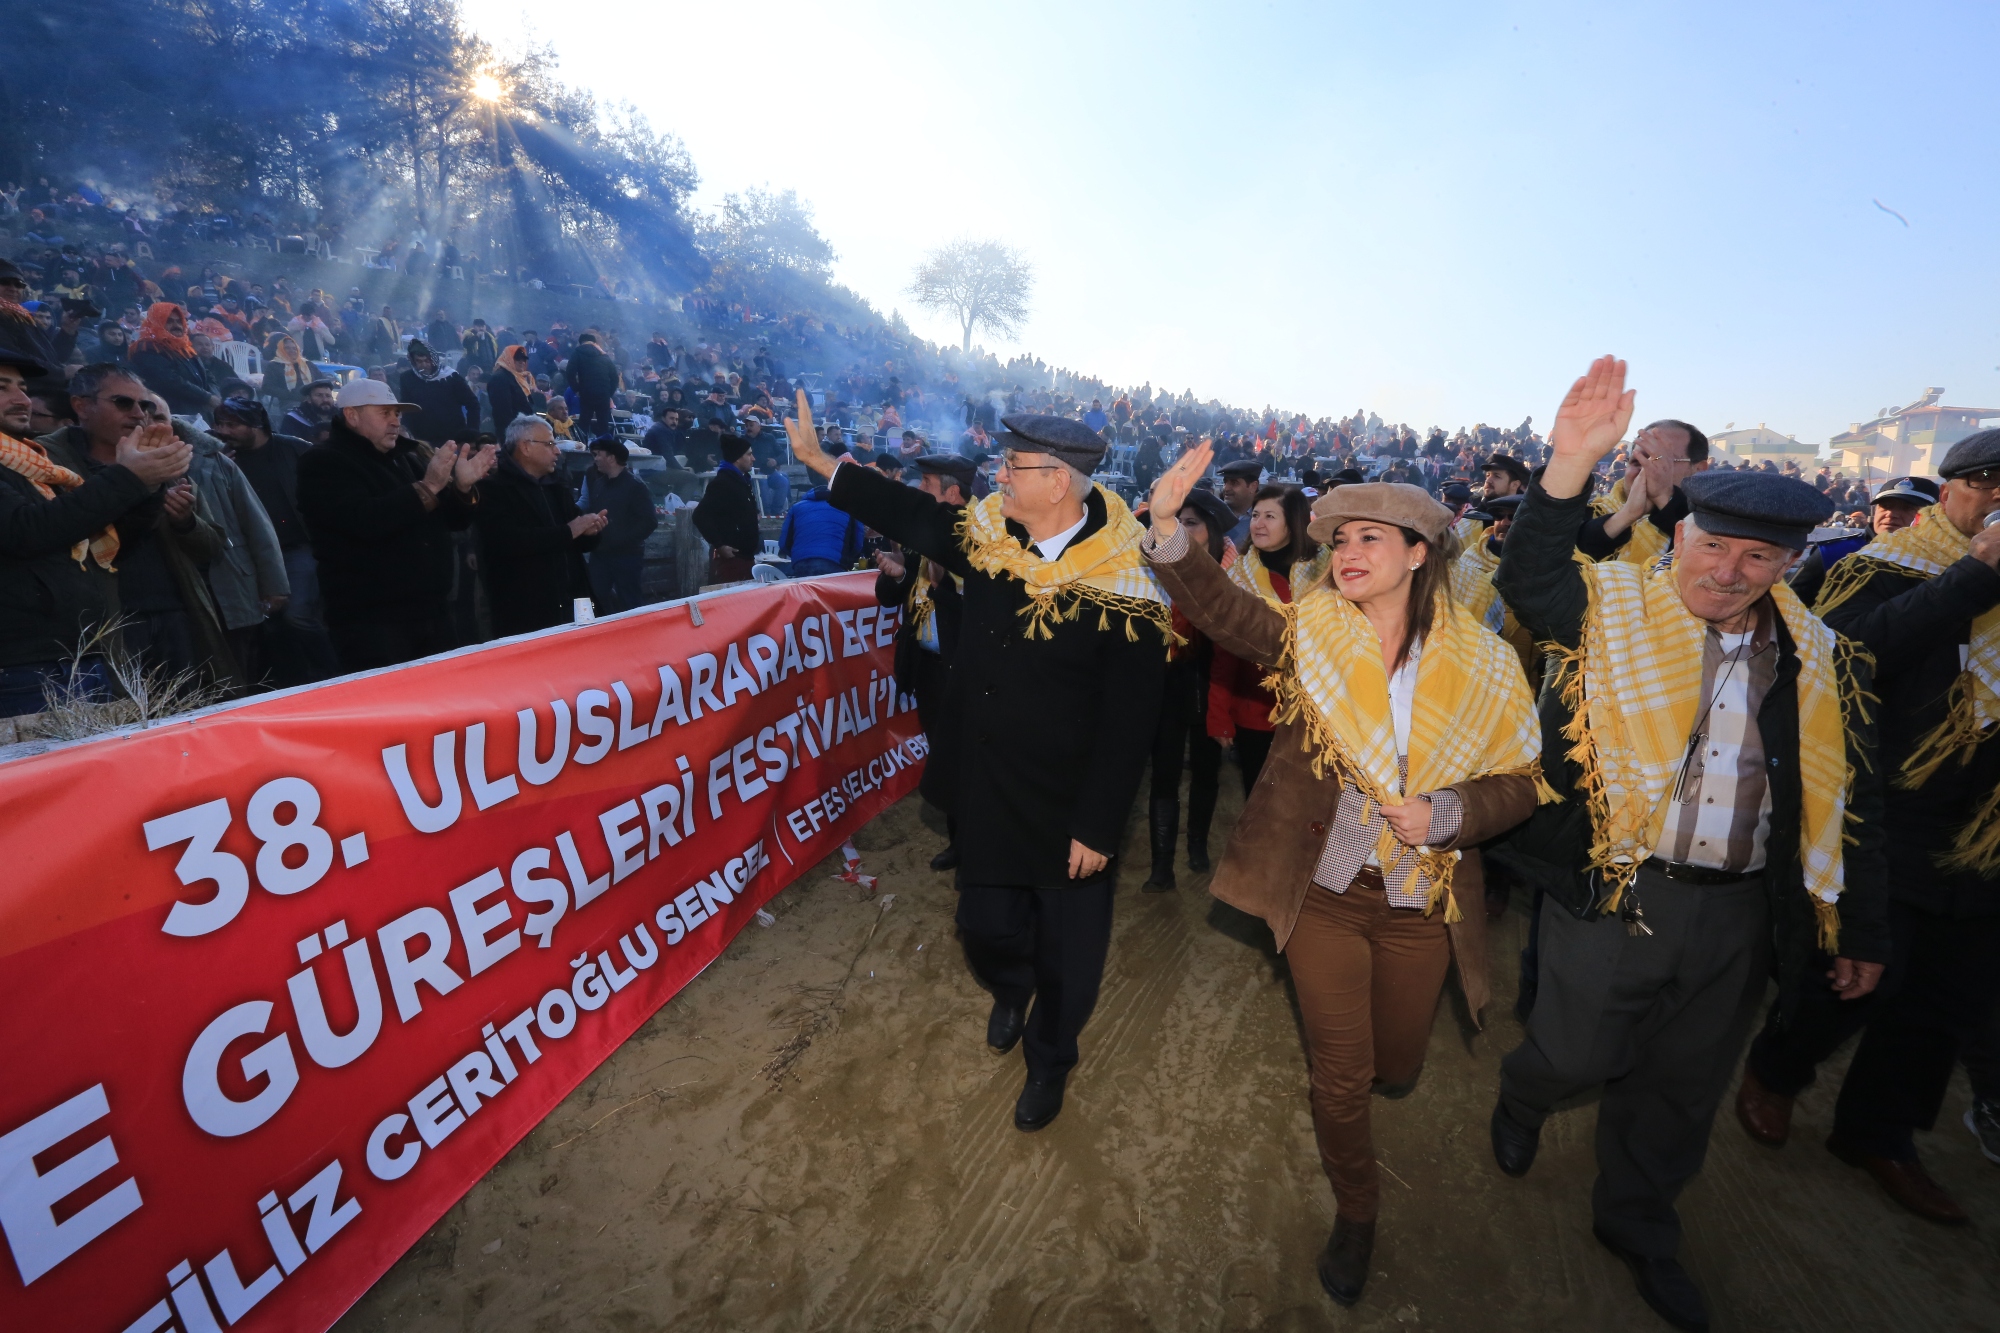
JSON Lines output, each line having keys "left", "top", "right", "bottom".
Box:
{"left": 1013, "top": 1075, "right": 1066, "bottom": 1131}
{"left": 986, "top": 1000, "right": 1025, "bottom": 1054}
{"left": 1316, "top": 1217, "right": 1375, "bottom": 1307}
{"left": 1490, "top": 1100, "right": 1540, "bottom": 1177}
{"left": 1593, "top": 1225, "right": 1709, "bottom": 1331}
{"left": 930, "top": 844, "right": 959, "bottom": 872}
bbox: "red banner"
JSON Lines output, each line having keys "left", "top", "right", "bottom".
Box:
{"left": 0, "top": 573, "right": 923, "bottom": 1332}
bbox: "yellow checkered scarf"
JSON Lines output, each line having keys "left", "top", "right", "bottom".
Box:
{"left": 904, "top": 559, "right": 963, "bottom": 645}
{"left": 1270, "top": 584, "right": 1551, "bottom": 920}
{"left": 1815, "top": 506, "right": 2000, "bottom": 873}
{"left": 1226, "top": 544, "right": 1330, "bottom": 603}
{"left": 960, "top": 486, "right": 1173, "bottom": 641}
{"left": 1449, "top": 539, "right": 1502, "bottom": 625}
{"left": 1554, "top": 558, "right": 1863, "bottom": 948}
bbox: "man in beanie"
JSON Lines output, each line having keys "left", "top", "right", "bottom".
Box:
{"left": 692, "top": 433, "right": 761, "bottom": 584}
{"left": 396, "top": 340, "right": 480, "bottom": 446}
{"left": 1487, "top": 358, "right": 1888, "bottom": 1332}
{"left": 873, "top": 453, "right": 976, "bottom": 870}
{"left": 1733, "top": 428, "right": 2000, "bottom": 1226}
{"left": 787, "top": 393, "right": 1168, "bottom": 1132}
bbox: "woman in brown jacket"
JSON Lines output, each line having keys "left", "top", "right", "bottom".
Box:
{"left": 1145, "top": 444, "right": 1547, "bottom": 1308}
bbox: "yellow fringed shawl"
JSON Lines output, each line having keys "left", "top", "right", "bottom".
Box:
{"left": 1814, "top": 505, "right": 2000, "bottom": 873}
{"left": 959, "top": 486, "right": 1174, "bottom": 642}
{"left": 1269, "top": 584, "right": 1553, "bottom": 920}
{"left": 1550, "top": 557, "right": 1866, "bottom": 949}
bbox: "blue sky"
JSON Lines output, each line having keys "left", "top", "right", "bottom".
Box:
{"left": 460, "top": 1, "right": 1999, "bottom": 443}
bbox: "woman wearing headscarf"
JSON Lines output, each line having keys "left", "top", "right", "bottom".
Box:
{"left": 486, "top": 344, "right": 535, "bottom": 437}
{"left": 261, "top": 334, "right": 314, "bottom": 414}
{"left": 1142, "top": 486, "right": 1238, "bottom": 892}
{"left": 1145, "top": 444, "right": 1546, "bottom": 1309}
{"left": 396, "top": 340, "right": 479, "bottom": 446}
{"left": 128, "top": 302, "right": 218, "bottom": 417}
{"left": 1209, "top": 482, "right": 1327, "bottom": 792}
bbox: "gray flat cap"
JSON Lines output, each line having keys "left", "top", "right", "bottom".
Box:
{"left": 1937, "top": 428, "right": 2000, "bottom": 479}
{"left": 1681, "top": 471, "right": 1834, "bottom": 551}
{"left": 998, "top": 414, "right": 1108, "bottom": 471}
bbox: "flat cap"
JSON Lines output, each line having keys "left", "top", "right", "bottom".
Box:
{"left": 1439, "top": 480, "right": 1474, "bottom": 507}
{"left": 1481, "top": 453, "right": 1530, "bottom": 483}
{"left": 998, "top": 413, "right": 1107, "bottom": 472}
{"left": 915, "top": 453, "right": 977, "bottom": 490}
{"left": 1872, "top": 476, "right": 1940, "bottom": 506}
{"left": 1306, "top": 482, "right": 1455, "bottom": 547}
{"left": 1937, "top": 428, "right": 2000, "bottom": 479}
{"left": 1219, "top": 459, "right": 1264, "bottom": 482}
{"left": 1465, "top": 493, "right": 1524, "bottom": 523}
{"left": 1680, "top": 471, "right": 1833, "bottom": 551}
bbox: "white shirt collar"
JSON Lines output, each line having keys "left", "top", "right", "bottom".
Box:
{"left": 1033, "top": 509, "right": 1091, "bottom": 561}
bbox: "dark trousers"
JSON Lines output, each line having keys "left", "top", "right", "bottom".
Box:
{"left": 578, "top": 394, "right": 614, "bottom": 437}
{"left": 327, "top": 608, "right": 456, "bottom": 673}
{"left": 1234, "top": 726, "right": 1274, "bottom": 796}
{"left": 1151, "top": 664, "right": 1222, "bottom": 846}
{"left": 123, "top": 607, "right": 202, "bottom": 678}
{"left": 1965, "top": 997, "right": 2000, "bottom": 1106}
{"left": 956, "top": 880, "right": 1116, "bottom": 1081}
{"left": 1749, "top": 901, "right": 2000, "bottom": 1158}
{"left": 588, "top": 549, "right": 645, "bottom": 614}
{"left": 1500, "top": 869, "right": 1770, "bottom": 1258}
{"left": 0, "top": 656, "right": 112, "bottom": 718}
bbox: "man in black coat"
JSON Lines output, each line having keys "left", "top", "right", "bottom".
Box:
{"left": 1487, "top": 358, "right": 1888, "bottom": 1332}
{"left": 474, "top": 416, "right": 606, "bottom": 637}
{"left": 693, "top": 433, "right": 761, "bottom": 584}
{"left": 296, "top": 378, "right": 496, "bottom": 671}
{"left": 873, "top": 453, "right": 971, "bottom": 870}
{"left": 396, "top": 340, "right": 480, "bottom": 446}
{"left": 0, "top": 342, "right": 188, "bottom": 714}
{"left": 791, "top": 396, "right": 1169, "bottom": 1132}
{"left": 566, "top": 332, "right": 621, "bottom": 438}
{"left": 1734, "top": 428, "right": 2000, "bottom": 1226}
{"left": 580, "top": 436, "right": 656, "bottom": 614}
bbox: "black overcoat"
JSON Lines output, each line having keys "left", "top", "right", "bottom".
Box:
{"left": 831, "top": 463, "right": 1166, "bottom": 886}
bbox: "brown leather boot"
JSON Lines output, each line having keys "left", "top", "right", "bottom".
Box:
{"left": 1826, "top": 1133, "right": 1970, "bottom": 1226}
{"left": 1316, "top": 1216, "right": 1376, "bottom": 1307}
{"left": 1734, "top": 1066, "right": 1794, "bottom": 1147}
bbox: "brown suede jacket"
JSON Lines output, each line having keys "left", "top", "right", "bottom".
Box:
{"left": 1148, "top": 534, "right": 1540, "bottom": 1020}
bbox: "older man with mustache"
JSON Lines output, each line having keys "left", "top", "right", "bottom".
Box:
{"left": 1485, "top": 357, "right": 1888, "bottom": 1333}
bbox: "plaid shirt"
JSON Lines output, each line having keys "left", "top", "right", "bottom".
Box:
{"left": 1657, "top": 601, "right": 1778, "bottom": 872}
{"left": 1312, "top": 759, "right": 1465, "bottom": 907}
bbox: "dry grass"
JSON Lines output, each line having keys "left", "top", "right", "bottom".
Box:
{"left": 30, "top": 618, "right": 236, "bottom": 742}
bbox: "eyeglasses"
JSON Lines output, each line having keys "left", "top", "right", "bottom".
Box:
{"left": 1000, "top": 455, "right": 1063, "bottom": 473}
{"left": 1957, "top": 468, "right": 2000, "bottom": 492}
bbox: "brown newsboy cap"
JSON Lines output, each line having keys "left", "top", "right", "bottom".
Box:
{"left": 1307, "top": 482, "right": 1455, "bottom": 546}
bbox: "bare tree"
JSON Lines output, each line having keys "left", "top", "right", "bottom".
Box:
{"left": 908, "top": 240, "right": 1034, "bottom": 352}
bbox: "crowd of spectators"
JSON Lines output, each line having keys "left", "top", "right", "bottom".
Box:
{"left": 0, "top": 177, "right": 1897, "bottom": 723}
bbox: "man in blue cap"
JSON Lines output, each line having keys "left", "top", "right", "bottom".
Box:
{"left": 787, "top": 393, "right": 1168, "bottom": 1132}
{"left": 1487, "top": 357, "right": 1888, "bottom": 1333}
{"left": 1734, "top": 430, "right": 2000, "bottom": 1226}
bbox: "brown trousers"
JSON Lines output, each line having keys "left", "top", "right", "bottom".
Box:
{"left": 1284, "top": 870, "right": 1451, "bottom": 1221}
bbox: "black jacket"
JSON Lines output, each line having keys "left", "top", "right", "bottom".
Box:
{"left": 1490, "top": 482, "right": 1890, "bottom": 1014}
{"left": 128, "top": 347, "right": 215, "bottom": 417}
{"left": 578, "top": 468, "right": 658, "bottom": 554}
{"left": 1576, "top": 485, "right": 1688, "bottom": 561}
{"left": 831, "top": 463, "right": 1167, "bottom": 884}
{"left": 486, "top": 368, "right": 534, "bottom": 436}
{"left": 0, "top": 436, "right": 152, "bottom": 666}
{"left": 693, "top": 462, "right": 760, "bottom": 556}
{"left": 229, "top": 432, "right": 312, "bottom": 551}
{"left": 296, "top": 416, "right": 477, "bottom": 625}
{"left": 397, "top": 369, "right": 481, "bottom": 446}
{"left": 567, "top": 342, "right": 620, "bottom": 400}
{"left": 474, "top": 458, "right": 598, "bottom": 637}
{"left": 1816, "top": 547, "right": 2000, "bottom": 917}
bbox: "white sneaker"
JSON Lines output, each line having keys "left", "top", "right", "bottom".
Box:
{"left": 1966, "top": 1101, "right": 2000, "bottom": 1166}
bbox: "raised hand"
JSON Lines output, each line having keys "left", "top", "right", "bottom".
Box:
{"left": 116, "top": 419, "right": 191, "bottom": 486}
{"left": 786, "top": 389, "right": 834, "bottom": 479}
{"left": 1543, "top": 355, "right": 1634, "bottom": 499}
{"left": 453, "top": 442, "right": 498, "bottom": 490}
{"left": 874, "top": 549, "right": 906, "bottom": 579}
{"left": 1147, "top": 437, "right": 1215, "bottom": 539}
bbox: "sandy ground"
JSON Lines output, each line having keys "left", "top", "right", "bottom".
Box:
{"left": 336, "top": 779, "right": 2000, "bottom": 1332}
